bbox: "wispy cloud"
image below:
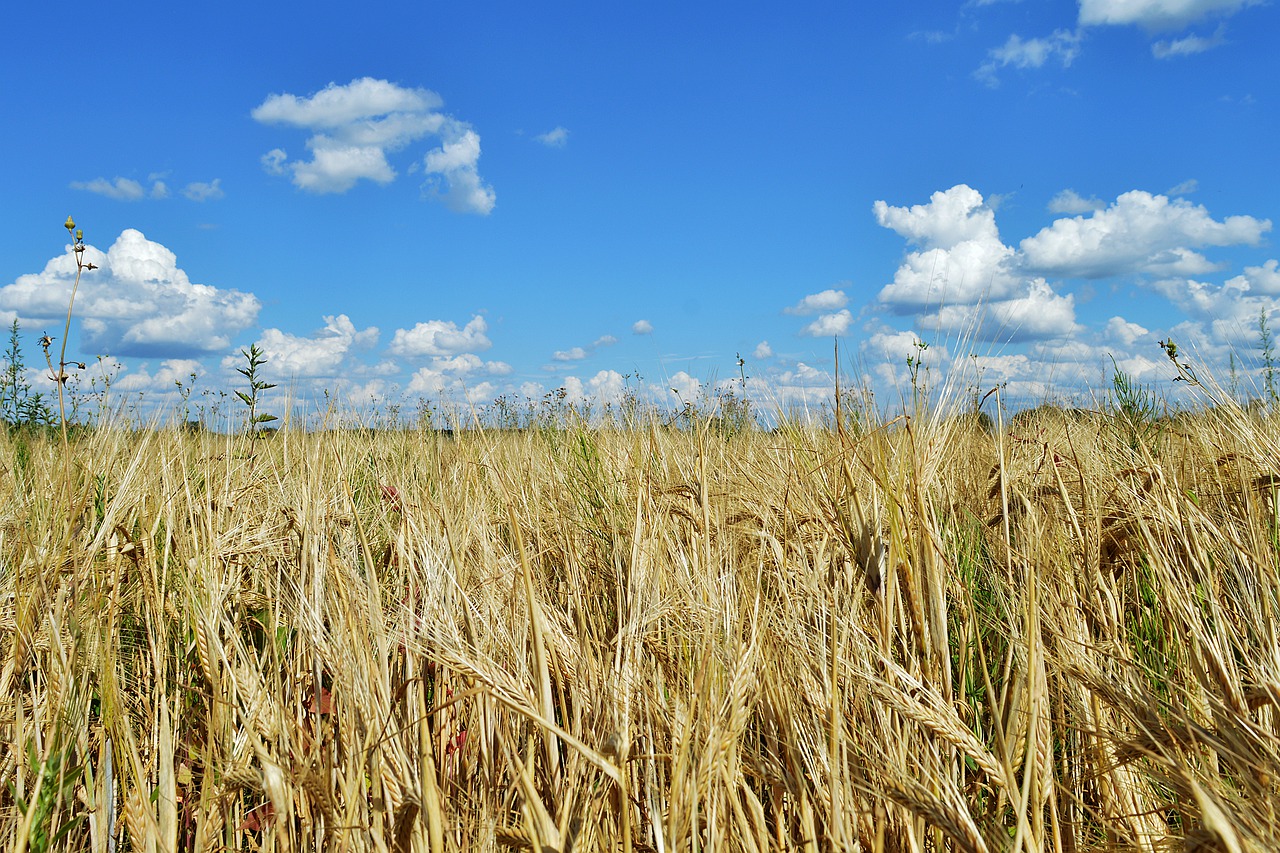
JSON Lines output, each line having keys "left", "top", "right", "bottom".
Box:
{"left": 975, "top": 29, "right": 1082, "bottom": 87}
{"left": 1048, "top": 188, "right": 1105, "bottom": 214}
{"left": 70, "top": 176, "right": 168, "bottom": 201}
{"left": 1152, "top": 25, "right": 1227, "bottom": 57}
{"left": 535, "top": 126, "right": 570, "bottom": 148}
{"left": 183, "top": 179, "right": 225, "bottom": 201}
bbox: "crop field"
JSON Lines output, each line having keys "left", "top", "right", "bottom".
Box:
{"left": 2, "top": 398, "right": 1279, "bottom": 852}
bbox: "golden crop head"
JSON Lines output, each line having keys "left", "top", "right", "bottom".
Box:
{"left": 64, "top": 215, "right": 75, "bottom": 232}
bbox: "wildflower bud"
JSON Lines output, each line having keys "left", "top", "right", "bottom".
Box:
{"left": 64, "top": 216, "right": 75, "bottom": 232}
{"left": 76, "top": 229, "right": 83, "bottom": 241}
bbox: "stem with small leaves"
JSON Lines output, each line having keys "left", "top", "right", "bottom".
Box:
{"left": 50, "top": 217, "right": 94, "bottom": 450}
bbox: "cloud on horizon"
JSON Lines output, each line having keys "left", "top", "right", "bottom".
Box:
{"left": 0, "top": 229, "right": 260, "bottom": 357}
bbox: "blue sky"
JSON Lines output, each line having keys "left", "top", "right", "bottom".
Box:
{"left": 3, "top": 0, "right": 1278, "bottom": 421}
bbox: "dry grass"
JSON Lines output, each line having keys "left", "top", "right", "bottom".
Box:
{"left": 2, "top": 402, "right": 1280, "bottom": 851}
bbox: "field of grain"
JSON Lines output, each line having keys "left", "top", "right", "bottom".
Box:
{"left": 2, "top": 401, "right": 1279, "bottom": 851}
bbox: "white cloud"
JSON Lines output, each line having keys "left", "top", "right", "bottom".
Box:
{"left": 0, "top": 229, "right": 259, "bottom": 357}
{"left": 1020, "top": 190, "right": 1271, "bottom": 279}
{"left": 667, "top": 371, "right": 702, "bottom": 402}
{"left": 875, "top": 184, "right": 999, "bottom": 248}
{"left": 632, "top": 319, "right": 653, "bottom": 335}
{"left": 753, "top": 340, "right": 774, "bottom": 359}
{"left": 552, "top": 347, "right": 588, "bottom": 362}
{"left": 589, "top": 369, "right": 625, "bottom": 404}
{"left": 70, "top": 177, "right": 146, "bottom": 201}
{"left": 253, "top": 77, "right": 441, "bottom": 127}
{"left": 113, "top": 359, "right": 204, "bottom": 394}
{"left": 291, "top": 140, "right": 397, "bottom": 193}
{"left": 785, "top": 288, "right": 848, "bottom": 315}
{"left": 801, "top": 309, "right": 853, "bottom": 337}
{"left": 1152, "top": 274, "right": 1259, "bottom": 329}
{"left": 1105, "top": 316, "right": 1151, "bottom": 345}
{"left": 1079, "top": 0, "right": 1261, "bottom": 30}
{"left": 253, "top": 77, "right": 494, "bottom": 212}
{"left": 874, "top": 185, "right": 1084, "bottom": 344}
{"left": 422, "top": 129, "right": 496, "bottom": 214}
{"left": 1229, "top": 259, "right": 1280, "bottom": 295}
{"left": 917, "top": 280, "right": 1079, "bottom": 342}
{"left": 555, "top": 373, "right": 627, "bottom": 408}
{"left": 1048, "top": 189, "right": 1105, "bottom": 214}
{"left": 862, "top": 330, "right": 953, "bottom": 389}
{"left": 262, "top": 149, "right": 288, "bottom": 175}
{"left": 183, "top": 179, "right": 224, "bottom": 201}
{"left": 535, "top": 127, "right": 570, "bottom": 147}
{"left": 70, "top": 176, "right": 171, "bottom": 201}
{"left": 550, "top": 332, "right": 619, "bottom": 363}
{"left": 1166, "top": 178, "right": 1199, "bottom": 195}
{"left": 251, "top": 314, "right": 379, "bottom": 378}
{"left": 388, "top": 314, "right": 492, "bottom": 357}
{"left": 875, "top": 185, "right": 1022, "bottom": 307}
{"left": 405, "top": 351, "right": 510, "bottom": 396}
{"left": 1152, "top": 25, "right": 1227, "bottom": 56}
{"left": 975, "top": 29, "right": 1082, "bottom": 86}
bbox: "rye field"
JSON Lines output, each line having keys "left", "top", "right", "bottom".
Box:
{"left": 2, "top": 396, "right": 1279, "bottom": 852}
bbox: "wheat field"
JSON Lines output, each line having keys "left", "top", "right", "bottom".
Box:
{"left": 2, "top": 400, "right": 1279, "bottom": 851}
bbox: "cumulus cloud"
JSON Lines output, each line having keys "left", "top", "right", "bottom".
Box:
{"left": 875, "top": 184, "right": 1000, "bottom": 249}
{"left": 552, "top": 347, "right": 588, "bottom": 362}
{"left": 545, "top": 370, "right": 628, "bottom": 410}
{"left": 785, "top": 288, "right": 848, "bottom": 315}
{"left": 753, "top": 340, "right": 774, "bottom": 359}
{"left": 1230, "top": 259, "right": 1280, "bottom": 295}
{"left": 1020, "top": 190, "right": 1271, "bottom": 279}
{"left": 406, "top": 351, "right": 511, "bottom": 396}
{"left": 0, "top": 229, "right": 259, "bottom": 357}
{"left": 253, "top": 77, "right": 495, "bottom": 212}
{"left": 388, "top": 314, "right": 492, "bottom": 357}
{"left": 422, "top": 129, "right": 496, "bottom": 214}
{"left": 632, "top": 319, "right": 653, "bottom": 335}
{"left": 668, "top": 371, "right": 702, "bottom": 402}
{"left": 1105, "top": 316, "right": 1151, "bottom": 345}
{"left": 917, "top": 280, "right": 1080, "bottom": 342}
{"left": 535, "top": 126, "right": 570, "bottom": 147}
{"left": 875, "top": 184, "right": 1022, "bottom": 307}
{"left": 874, "top": 185, "right": 1080, "bottom": 343}
{"left": 251, "top": 314, "right": 379, "bottom": 378}
{"left": 975, "top": 29, "right": 1081, "bottom": 86}
{"left": 1048, "top": 189, "right": 1105, "bottom": 215}
{"left": 1078, "top": 0, "right": 1261, "bottom": 30}
{"left": 113, "top": 359, "right": 205, "bottom": 394}
{"left": 183, "top": 179, "right": 225, "bottom": 201}
{"left": 801, "top": 309, "right": 854, "bottom": 337}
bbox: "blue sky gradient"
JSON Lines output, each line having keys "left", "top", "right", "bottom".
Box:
{"left": 3, "top": 0, "right": 1278, "bottom": 421}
